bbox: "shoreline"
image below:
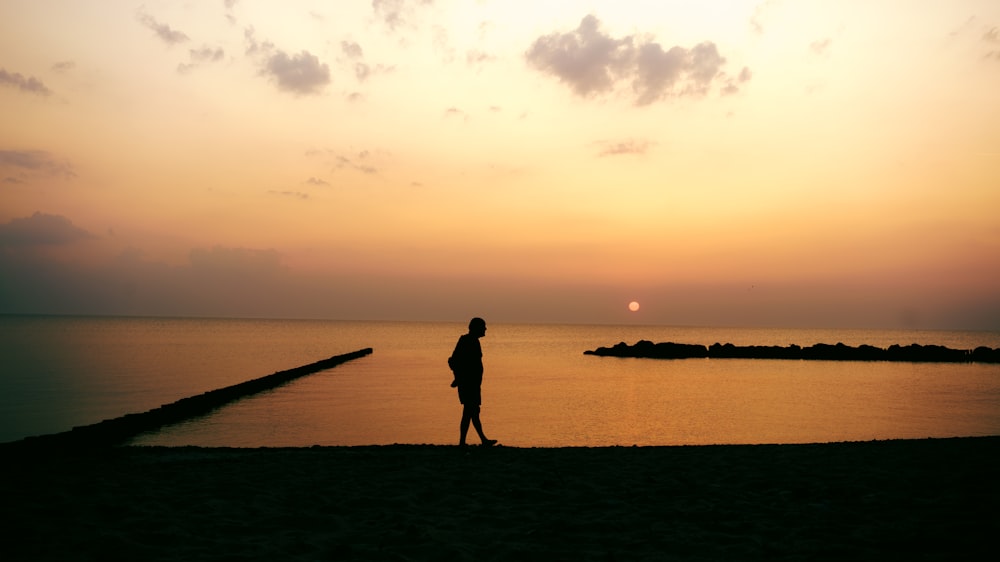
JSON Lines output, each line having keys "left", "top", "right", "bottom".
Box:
{"left": 4, "top": 436, "right": 996, "bottom": 560}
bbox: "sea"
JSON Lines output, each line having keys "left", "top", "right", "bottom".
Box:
{"left": 1, "top": 315, "right": 998, "bottom": 448}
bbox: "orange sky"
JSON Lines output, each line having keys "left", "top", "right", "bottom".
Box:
{"left": 2, "top": 1, "right": 999, "bottom": 329}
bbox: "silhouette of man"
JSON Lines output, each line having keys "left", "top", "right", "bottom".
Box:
{"left": 449, "top": 317, "right": 497, "bottom": 447}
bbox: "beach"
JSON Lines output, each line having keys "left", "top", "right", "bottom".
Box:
{"left": 3, "top": 437, "right": 997, "bottom": 561}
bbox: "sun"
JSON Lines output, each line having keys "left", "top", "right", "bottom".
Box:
{"left": 628, "top": 301, "right": 640, "bottom": 312}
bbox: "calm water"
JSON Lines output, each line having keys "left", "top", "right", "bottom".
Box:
{"left": 2, "top": 315, "right": 998, "bottom": 447}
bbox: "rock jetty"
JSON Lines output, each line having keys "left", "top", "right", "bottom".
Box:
{"left": 584, "top": 340, "right": 1000, "bottom": 363}
{"left": 8, "top": 347, "right": 373, "bottom": 449}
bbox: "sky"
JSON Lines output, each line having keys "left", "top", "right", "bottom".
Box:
{"left": 1, "top": 1, "right": 999, "bottom": 330}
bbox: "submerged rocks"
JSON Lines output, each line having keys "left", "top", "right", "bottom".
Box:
{"left": 584, "top": 341, "right": 1000, "bottom": 363}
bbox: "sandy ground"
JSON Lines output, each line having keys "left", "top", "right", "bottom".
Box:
{"left": 2, "top": 437, "right": 997, "bottom": 561}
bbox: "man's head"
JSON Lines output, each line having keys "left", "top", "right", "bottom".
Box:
{"left": 469, "top": 317, "right": 487, "bottom": 338}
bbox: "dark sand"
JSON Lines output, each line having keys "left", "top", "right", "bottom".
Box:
{"left": 3, "top": 437, "right": 997, "bottom": 561}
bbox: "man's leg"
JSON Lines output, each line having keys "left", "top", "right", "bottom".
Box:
{"left": 471, "top": 415, "right": 487, "bottom": 441}
{"left": 460, "top": 406, "right": 472, "bottom": 446}
{"left": 469, "top": 405, "right": 496, "bottom": 446}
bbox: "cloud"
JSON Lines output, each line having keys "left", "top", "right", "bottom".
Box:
{"left": 750, "top": 0, "right": 779, "bottom": 35}
{"left": 137, "top": 12, "right": 189, "bottom": 45}
{"left": 525, "top": 15, "right": 632, "bottom": 97}
{"left": 352, "top": 61, "right": 392, "bottom": 83}
{"left": 337, "top": 40, "right": 391, "bottom": 82}
{"left": 50, "top": 61, "right": 75, "bottom": 73}
{"left": 633, "top": 40, "right": 727, "bottom": 102}
{"left": 244, "top": 27, "right": 330, "bottom": 94}
{"left": 810, "top": 38, "right": 832, "bottom": 56}
{"left": 178, "top": 45, "right": 226, "bottom": 73}
{"left": 721, "top": 66, "right": 753, "bottom": 95}
{"left": 526, "top": 15, "right": 747, "bottom": 105}
{"left": 0, "top": 68, "right": 52, "bottom": 96}
{"left": 336, "top": 152, "right": 378, "bottom": 174}
{"left": 596, "top": 139, "right": 654, "bottom": 157}
{"left": 0, "top": 212, "right": 94, "bottom": 247}
{"left": 190, "top": 46, "right": 225, "bottom": 63}
{"left": 372, "top": 0, "right": 432, "bottom": 31}
{"left": 353, "top": 62, "right": 372, "bottom": 81}
{"left": 262, "top": 50, "right": 331, "bottom": 95}
{"left": 373, "top": 0, "right": 404, "bottom": 30}
{"left": 984, "top": 26, "right": 1000, "bottom": 60}
{"left": 268, "top": 190, "right": 310, "bottom": 200}
{"left": 224, "top": 0, "right": 240, "bottom": 25}
{"left": 243, "top": 27, "right": 272, "bottom": 56}
{"left": 341, "top": 41, "right": 364, "bottom": 59}
{"left": 308, "top": 148, "right": 387, "bottom": 176}
{"left": 305, "top": 177, "right": 330, "bottom": 187}
{"left": 0, "top": 150, "right": 75, "bottom": 180}
{"left": 466, "top": 50, "right": 496, "bottom": 66}
{"left": 432, "top": 26, "right": 457, "bottom": 63}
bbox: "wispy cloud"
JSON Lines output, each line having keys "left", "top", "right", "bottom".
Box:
{"left": 341, "top": 41, "right": 364, "bottom": 59}
{"left": 443, "top": 106, "right": 467, "bottom": 120}
{"left": 224, "top": 0, "right": 240, "bottom": 25}
{"left": 137, "top": 11, "right": 189, "bottom": 45}
{"left": 353, "top": 62, "right": 372, "bottom": 81}
{"left": 191, "top": 46, "right": 226, "bottom": 63}
{"left": 339, "top": 40, "right": 391, "bottom": 82}
{"left": 466, "top": 50, "right": 496, "bottom": 66}
{"left": 722, "top": 67, "right": 753, "bottom": 95}
{"left": 50, "top": 61, "right": 75, "bottom": 73}
{"left": 750, "top": 0, "right": 780, "bottom": 35}
{"left": 526, "top": 15, "right": 750, "bottom": 105}
{"left": 596, "top": 139, "right": 655, "bottom": 157}
{"left": 810, "top": 38, "right": 832, "bottom": 56}
{"left": 0, "top": 68, "right": 52, "bottom": 97}
{"left": 372, "top": 0, "right": 433, "bottom": 32}
{"left": 268, "top": 190, "right": 310, "bottom": 200}
{"left": 309, "top": 148, "right": 384, "bottom": 176}
{"left": 984, "top": 26, "right": 1000, "bottom": 60}
{"left": 0, "top": 150, "right": 75, "bottom": 180}
{"left": 0, "top": 212, "right": 94, "bottom": 247}
{"left": 243, "top": 27, "right": 271, "bottom": 56}
{"left": 305, "top": 177, "right": 330, "bottom": 187}
{"left": 178, "top": 45, "right": 226, "bottom": 73}
{"left": 336, "top": 151, "right": 379, "bottom": 174}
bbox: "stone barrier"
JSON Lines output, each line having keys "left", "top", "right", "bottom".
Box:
{"left": 584, "top": 341, "right": 1000, "bottom": 363}
{"left": 8, "top": 347, "right": 373, "bottom": 449}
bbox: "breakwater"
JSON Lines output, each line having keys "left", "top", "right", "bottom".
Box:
{"left": 8, "top": 347, "right": 373, "bottom": 449}
{"left": 585, "top": 341, "right": 1000, "bottom": 363}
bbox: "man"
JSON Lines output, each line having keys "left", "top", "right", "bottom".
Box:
{"left": 449, "top": 317, "right": 497, "bottom": 447}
